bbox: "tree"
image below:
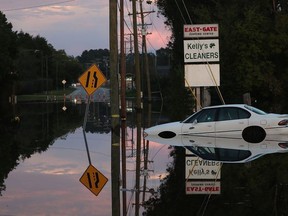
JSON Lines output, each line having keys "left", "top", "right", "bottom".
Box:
{"left": 77, "top": 49, "right": 110, "bottom": 78}
{"left": 144, "top": 0, "right": 288, "bottom": 215}
{"left": 0, "top": 11, "right": 17, "bottom": 81}
{"left": 156, "top": 0, "right": 288, "bottom": 112}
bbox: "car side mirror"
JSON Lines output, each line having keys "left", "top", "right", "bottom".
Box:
{"left": 193, "top": 119, "right": 198, "bottom": 124}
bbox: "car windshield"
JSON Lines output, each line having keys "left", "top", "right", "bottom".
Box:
{"left": 244, "top": 105, "right": 267, "bottom": 115}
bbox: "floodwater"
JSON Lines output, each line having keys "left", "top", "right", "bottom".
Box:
{"left": 0, "top": 99, "right": 171, "bottom": 216}
{"left": 3, "top": 95, "right": 288, "bottom": 216}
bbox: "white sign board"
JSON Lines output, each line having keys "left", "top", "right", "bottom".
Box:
{"left": 184, "top": 24, "right": 219, "bottom": 38}
{"left": 185, "top": 64, "right": 220, "bottom": 87}
{"left": 186, "top": 156, "right": 221, "bottom": 180}
{"left": 184, "top": 39, "right": 219, "bottom": 63}
{"left": 186, "top": 181, "right": 221, "bottom": 195}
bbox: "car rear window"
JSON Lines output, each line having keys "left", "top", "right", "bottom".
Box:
{"left": 244, "top": 105, "right": 267, "bottom": 115}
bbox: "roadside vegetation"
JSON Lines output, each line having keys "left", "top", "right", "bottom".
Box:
{"left": 156, "top": 0, "right": 288, "bottom": 114}
{"left": 17, "top": 87, "right": 76, "bottom": 102}
{"left": 143, "top": 1, "right": 288, "bottom": 215}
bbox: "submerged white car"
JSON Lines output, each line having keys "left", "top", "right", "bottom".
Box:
{"left": 144, "top": 104, "right": 288, "bottom": 143}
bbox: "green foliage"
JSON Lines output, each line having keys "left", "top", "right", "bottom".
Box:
{"left": 156, "top": 0, "right": 288, "bottom": 112}
{"left": 144, "top": 0, "right": 288, "bottom": 215}
{"left": 77, "top": 49, "right": 110, "bottom": 78}
{"left": 144, "top": 151, "right": 288, "bottom": 216}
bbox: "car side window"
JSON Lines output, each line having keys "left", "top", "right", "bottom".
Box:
{"left": 183, "top": 109, "right": 217, "bottom": 123}
{"left": 218, "top": 107, "right": 250, "bottom": 121}
{"left": 238, "top": 108, "right": 251, "bottom": 119}
{"left": 183, "top": 112, "right": 202, "bottom": 123}
{"left": 196, "top": 109, "right": 217, "bottom": 123}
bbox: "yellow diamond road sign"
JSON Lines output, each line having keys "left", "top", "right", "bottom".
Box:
{"left": 79, "top": 164, "right": 108, "bottom": 196}
{"left": 78, "top": 64, "right": 107, "bottom": 95}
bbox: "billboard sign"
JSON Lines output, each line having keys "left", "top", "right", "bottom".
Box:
{"left": 184, "top": 24, "right": 219, "bottom": 38}
{"left": 184, "top": 39, "right": 219, "bottom": 63}
{"left": 185, "top": 64, "right": 220, "bottom": 87}
{"left": 186, "top": 181, "right": 221, "bottom": 195}
{"left": 186, "top": 156, "right": 221, "bottom": 180}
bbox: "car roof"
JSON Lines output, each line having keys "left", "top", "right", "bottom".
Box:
{"left": 202, "top": 104, "right": 247, "bottom": 109}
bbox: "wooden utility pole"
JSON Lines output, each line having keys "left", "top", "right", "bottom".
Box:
{"left": 109, "top": 0, "right": 120, "bottom": 215}
{"left": 132, "top": 0, "right": 142, "bottom": 215}
{"left": 120, "top": 0, "right": 127, "bottom": 214}
{"left": 139, "top": 0, "right": 151, "bottom": 104}
{"left": 139, "top": 0, "right": 152, "bottom": 202}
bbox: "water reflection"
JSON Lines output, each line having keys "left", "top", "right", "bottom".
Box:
{"left": 184, "top": 135, "right": 288, "bottom": 163}
{"left": 0, "top": 99, "right": 171, "bottom": 215}
{"left": 146, "top": 134, "right": 288, "bottom": 163}
{"left": 85, "top": 102, "right": 110, "bottom": 134}
{"left": 0, "top": 101, "right": 111, "bottom": 196}
{"left": 0, "top": 127, "right": 112, "bottom": 216}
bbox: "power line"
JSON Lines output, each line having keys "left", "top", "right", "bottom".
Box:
{"left": 182, "top": 0, "right": 192, "bottom": 23}
{"left": 146, "top": 38, "right": 157, "bottom": 52}
{"left": 3, "top": 0, "right": 74, "bottom": 12}
{"left": 174, "top": 0, "right": 187, "bottom": 24}
{"left": 124, "top": 0, "right": 134, "bottom": 34}
{"left": 3, "top": 0, "right": 75, "bottom": 12}
{"left": 148, "top": 15, "right": 168, "bottom": 47}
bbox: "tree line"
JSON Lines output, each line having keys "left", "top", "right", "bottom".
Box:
{"left": 0, "top": 10, "right": 173, "bottom": 109}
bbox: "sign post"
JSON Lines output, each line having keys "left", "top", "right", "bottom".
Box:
{"left": 78, "top": 64, "right": 108, "bottom": 197}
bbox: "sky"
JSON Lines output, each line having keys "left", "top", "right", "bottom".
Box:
{"left": 1, "top": 0, "right": 171, "bottom": 57}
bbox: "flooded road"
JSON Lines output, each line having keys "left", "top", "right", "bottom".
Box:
{"left": 1, "top": 127, "right": 111, "bottom": 215}
{"left": 2, "top": 97, "right": 288, "bottom": 216}
{"left": 0, "top": 101, "right": 171, "bottom": 215}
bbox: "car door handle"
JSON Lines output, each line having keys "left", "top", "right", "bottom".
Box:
{"left": 189, "top": 127, "right": 194, "bottom": 129}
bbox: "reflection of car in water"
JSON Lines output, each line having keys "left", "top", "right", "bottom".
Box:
{"left": 144, "top": 134, "right": 288, "bottom": 163}
{"left": 183, "top": 135, "right": 288, "bottom": 163}
{"left": 144, "top": 104, "right": 288, "bottom": 143}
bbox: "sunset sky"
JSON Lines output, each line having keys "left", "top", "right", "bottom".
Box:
{"left": 1, "top": 0, "right": 171, "bottom": 57}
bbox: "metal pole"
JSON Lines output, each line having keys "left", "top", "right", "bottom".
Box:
{"left": 82, "top": 96, "right": 92, "bottom": 165}
{"left": 110, "top": 0, "right": 121, "bottom": 214}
